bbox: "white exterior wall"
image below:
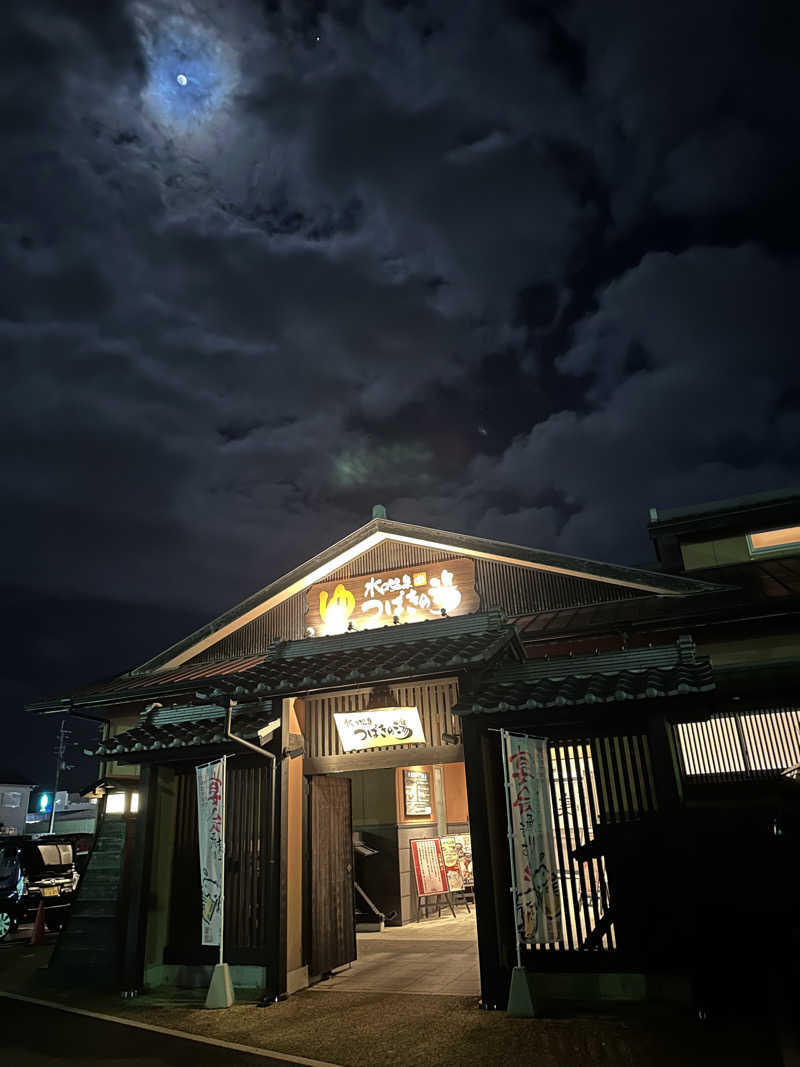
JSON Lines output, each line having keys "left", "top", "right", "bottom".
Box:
{"left": 0, "top": 784, "right": 34, "bottom": 836}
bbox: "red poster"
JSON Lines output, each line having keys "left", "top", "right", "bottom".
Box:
{"left": 410, "top": 838, "right": 448, "bottom": 896}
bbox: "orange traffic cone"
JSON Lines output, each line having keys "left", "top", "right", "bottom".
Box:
{"left": 30, "top": 900, "right": 46, "bottom": 946}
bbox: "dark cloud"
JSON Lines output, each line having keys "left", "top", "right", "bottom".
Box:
{"left": 2, "top": 0, "right": 800, "bottom": 781}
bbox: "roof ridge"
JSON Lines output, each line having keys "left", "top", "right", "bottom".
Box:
{"left": 269, "top": 609, "right": 509, "bottom": 660}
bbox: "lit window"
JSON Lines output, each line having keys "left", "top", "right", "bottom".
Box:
{"left": 747, "top": 526, "right": 800, "bottom": 555}
{"left": 130, "top": 792, "right": 140, "bottom": 813}
{"left": 105, "top": 793, "right": 126, "bottom": 814}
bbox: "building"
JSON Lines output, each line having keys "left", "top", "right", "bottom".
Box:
{"left": 29, "top": 496, "right": 800, "bottom": 1010}
{"left": 24, "top": 793, "right": 98, "bottom": 837}
{"left": 0, "top": 776, "right": 35, "bottom": 837}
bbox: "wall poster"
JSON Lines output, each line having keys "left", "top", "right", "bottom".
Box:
{"left": 403, "top": 769, "right": 432, "bottom": 816}
{"left": 440, "top": 833, "right": 473, "bottom": 891}
{"left": 410, "top": 837, "right": 448, "bottom": 896}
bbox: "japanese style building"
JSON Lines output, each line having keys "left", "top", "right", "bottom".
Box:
{"left": 30, "top": 493, "right": 800, "bottom": 1013}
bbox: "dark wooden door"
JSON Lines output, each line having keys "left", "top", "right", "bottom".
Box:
{"left": 309, "top": 775, "right": 356, "bottom": 977}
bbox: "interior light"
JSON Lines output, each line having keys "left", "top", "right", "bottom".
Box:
{"left": 748, "top": 526, "right": 800, "bottom": 552}
{"left": 106, "top": 793, "right": 126, "bottom": 814}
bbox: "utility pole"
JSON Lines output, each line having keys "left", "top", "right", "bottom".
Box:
{"left": 48, "top": 719, "right": 69, "bottom": 836}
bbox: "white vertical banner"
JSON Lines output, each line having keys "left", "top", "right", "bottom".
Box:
{"left": 196, "top": 756, "right": 226, "bottom": 952}
{"left": 503, "top": 732, "right": 562, "bottom": 944}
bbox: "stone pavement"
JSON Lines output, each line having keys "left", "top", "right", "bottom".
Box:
{"left": 313, "top": 912, "right": 479, "bottom": 997}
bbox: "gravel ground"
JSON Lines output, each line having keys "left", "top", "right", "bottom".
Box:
{"left": 0, "top": 938, "right": 782, "bottom": 1067}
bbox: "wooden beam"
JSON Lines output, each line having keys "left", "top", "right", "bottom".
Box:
{"left": 303, "top": 744, "right": 464, "bottom": 775}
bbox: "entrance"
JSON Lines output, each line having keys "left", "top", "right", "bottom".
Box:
{"left": 309, "top": 763, "right": 479, "bottom": 996}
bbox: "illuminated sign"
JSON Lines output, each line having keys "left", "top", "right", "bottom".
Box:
{"left": 333, "top": 707, "right": 426, "bottom": 752}
{"left": 403, "top": 769, "right": 432, "bottom": 816}
{"left": 307, "top": 558, "right": 477, "bottom": 636}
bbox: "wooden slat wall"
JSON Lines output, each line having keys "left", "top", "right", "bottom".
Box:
{"left": 530, "top": 741, "right": 616, "bottom": 954}
{"left": 303, "top": 678, "right": 460, "bottom": 758}
{"left": 677, "top": 708, "right": 800, "bottom": 779}
{"left": 590, "top": 735, "right": 658, "bottom": 822}
{"left": 475, "top": 558, "right": 643, "bottom": 615}
{"left": 165, "top": 761, "right": 270, "bottom": 965}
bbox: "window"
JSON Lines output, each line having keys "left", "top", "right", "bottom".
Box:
{"left": 130, "top": 792, "right": 140, "bottom": 813}
{"left": 747, "top": 525, "right": 800, "bottom": 555}
{"left": 105, "top": 792, "right": 126, "bottom": 814}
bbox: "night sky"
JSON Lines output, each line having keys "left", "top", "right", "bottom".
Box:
{"left": 5, "top": 0, "right": 800, "bottom": 788}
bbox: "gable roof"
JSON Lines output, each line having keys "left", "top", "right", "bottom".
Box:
{"left": 130, "top": 516, "right": 722, "bottom": 677}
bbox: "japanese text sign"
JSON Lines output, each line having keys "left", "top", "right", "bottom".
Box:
{"left": 306, "top": 558, "right": 477, "bottom": 635}
{"left": 410, "top": 837, "right": 448, "bottom": 896}
{"left": 334, "top": 707, "right": 425, "bottom": 752}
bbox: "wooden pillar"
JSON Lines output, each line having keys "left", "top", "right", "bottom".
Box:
{"left": 276, "top": 698, "right": 290, "bottom": 999}
{"left": 646, "top": 710, "right": 684, "bottom": 811}
{"left": 461, "top": 716, "right": 516, "bottom": 1009}
{"left": 122, "top": 764, "right": 158, "bottom": 993}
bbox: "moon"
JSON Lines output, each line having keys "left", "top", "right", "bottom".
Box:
{"left": 176, "top": 73, "right": 188, "bottom": 86}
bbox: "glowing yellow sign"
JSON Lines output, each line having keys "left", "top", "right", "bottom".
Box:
{"left": 307, "top": 558, "right": 477, "bottom": 636}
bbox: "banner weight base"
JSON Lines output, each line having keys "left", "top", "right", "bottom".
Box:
{"left": 507, "top": 966, "right": 537, "bottom": 1018}
{"left": 205, "top": 963, "right": 235, "bottom": 1009}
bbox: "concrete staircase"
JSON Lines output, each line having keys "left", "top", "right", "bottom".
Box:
{"left": 47, "top": 815, "right": 127, "bottom": 986}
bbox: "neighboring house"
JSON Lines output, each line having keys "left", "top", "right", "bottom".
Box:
{"left": 26, "top": 494, "right": 800, "bottom": 1014}
{"left": 0, "top": 776, "right": 35, "bottom": 837}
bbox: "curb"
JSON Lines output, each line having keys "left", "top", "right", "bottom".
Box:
{"left": 0, "top": 989, "right": 343, "bottom": 1067}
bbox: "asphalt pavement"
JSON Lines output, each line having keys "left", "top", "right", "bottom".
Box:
{"left": 0, "top": 994, "right": 340, "bottom": 1067}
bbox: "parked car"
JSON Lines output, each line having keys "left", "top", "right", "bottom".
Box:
{"left": 0, "top": 837, "right": 78, "bottom": 939}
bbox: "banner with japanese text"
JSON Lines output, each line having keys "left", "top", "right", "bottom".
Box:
{"left": 196, "top": 757, "right": 226, "bottom": 947}
{"left": 503, "top": 733, "right": 562, "bottom": 944}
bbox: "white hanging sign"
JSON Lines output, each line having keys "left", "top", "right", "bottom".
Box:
{"left": 503, "top": 733, "right": 562, "bottom": 944}
{"left": 196, "top": 757, "right": 226, "bottom": 949}
{"left": 333, "top": 707, "right": 425, "bottom": 752}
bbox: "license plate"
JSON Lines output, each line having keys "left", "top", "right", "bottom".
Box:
{"left": 42, "top": 887, "right": 59, "bottom": 898}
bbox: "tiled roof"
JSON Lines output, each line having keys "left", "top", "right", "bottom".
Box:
{"left": 57, "top": 612, "right": 518, "bottom": 711}
{"left": 514, "top": 558, "right": 800, "bottom": 643}
{"left": 454, "top": 637, "right": 714, "bottom": 715}
{"left": 90, "top": 703, "right": 272, "bottom": 759}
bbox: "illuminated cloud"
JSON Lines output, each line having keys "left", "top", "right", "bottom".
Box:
{"left": 135, "top": 4, "right": 239, "bottom": 138}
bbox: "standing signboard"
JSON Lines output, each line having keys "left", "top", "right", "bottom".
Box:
{"left": 502, "top": 732, "right": 561, "bottom": 945}
{"left": 196, "top": 757, "right": 226, "bottom": 949}
{"left": 409, "top": 837, "right": 448, "bottom": 896}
